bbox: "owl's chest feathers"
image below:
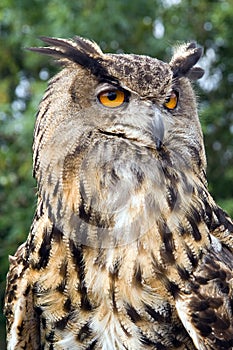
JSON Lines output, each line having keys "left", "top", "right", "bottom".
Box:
{"left": 32, "top": 240, "right": 179, "bottom": 348}
{"left": 30, "top": 212, "right": 210, "bottom": 349}
{"left": 32, "top": 147, "right": 212, "bottom": 347}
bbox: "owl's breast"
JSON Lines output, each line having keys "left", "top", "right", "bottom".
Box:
{"left": 72, "top": 136, "right": 194, "bottom": 248}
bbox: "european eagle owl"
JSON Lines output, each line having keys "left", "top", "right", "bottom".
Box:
{"left": 5, "top": 36, "right": 233, "bottom": 350}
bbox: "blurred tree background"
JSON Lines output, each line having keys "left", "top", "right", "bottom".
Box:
{"left": 0, "top": 0, "right": 232, "bottom": 347}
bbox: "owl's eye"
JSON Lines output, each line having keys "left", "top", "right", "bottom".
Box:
{"left": 164, "top": 91, "right": 178, "bottom": 110}
{"left": 98, "top": 89, "right": 127, "bottom": 108}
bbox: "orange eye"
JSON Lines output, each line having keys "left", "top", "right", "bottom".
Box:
{"left": 98, "top": 89, "right": 126, "bottom": 108}
{"left": 164, "top": 91, "right": 178, "bottom": 110}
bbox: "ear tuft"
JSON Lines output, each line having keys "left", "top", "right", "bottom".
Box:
{"left": 187, "top": 67, "right": 204, "bottom": 81}
{"left": 169, "top": 42, "right": 204, "bottom": 80}
{"left": 27, "top": 36, "right": 110, "bottom": 79}
{"left": 27, "top": 36, "right": 103, "bottom": 61}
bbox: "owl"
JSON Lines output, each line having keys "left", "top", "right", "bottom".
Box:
{"left": 5, "top": 36, "right": 233, "bottom": 350}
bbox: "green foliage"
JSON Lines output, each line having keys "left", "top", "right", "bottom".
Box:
{"left": 1, "top": 0, "right": 233, "bottom": 347}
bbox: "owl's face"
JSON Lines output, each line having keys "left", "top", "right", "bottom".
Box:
{"left": 32, "top": 37, "right": 205, "bottom": 247}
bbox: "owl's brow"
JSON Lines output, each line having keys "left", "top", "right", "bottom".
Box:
{"left": 98, "top": 76, "right": 121, "bottom": 86}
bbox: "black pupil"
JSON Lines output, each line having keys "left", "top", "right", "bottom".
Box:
{"left": 107, "top": 91, "right": 118, "bottom": 101}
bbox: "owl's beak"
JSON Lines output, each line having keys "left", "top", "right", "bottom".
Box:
{"left": 151, "top": 106, "right": 164, "bottom": 151}
{"left": 155, "top": 138, "right": 163, "bottom": 151}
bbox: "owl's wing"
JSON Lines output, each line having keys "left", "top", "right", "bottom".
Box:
{"left": 4, "top": 243, "right": 40, "bottom": 350}
{"left": 176, "top": 218, "right": 233, "bottom": 350}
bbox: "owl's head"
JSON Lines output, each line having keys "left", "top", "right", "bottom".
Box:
{"left": 31, "top": 36, "right": 205, "bottom": 177}
{"left": 30, "top": 37, "right": 206, "bottom": 247}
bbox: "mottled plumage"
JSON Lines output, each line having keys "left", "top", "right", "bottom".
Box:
{"left": 5, "top": 36, "right": 233, "bottom": 350}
